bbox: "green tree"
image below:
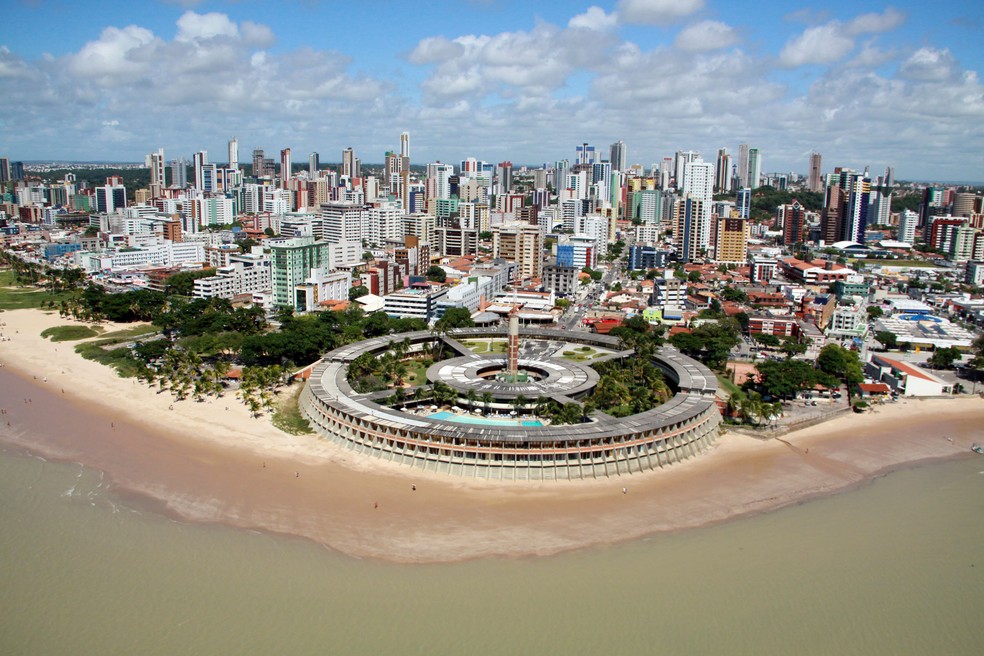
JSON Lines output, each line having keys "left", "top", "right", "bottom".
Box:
{"left": 753, "top": 333, "right": 781, "bottom": 347}
{"left": 780, "top": 337, "right": 808, "bottom": 359}
{"left": 928, "top": 346, "right": 961, "bottom": 370}
{"left": 434, "top": 307, "right": 474, "bottom": 332}
{"left": 349, "top": 285, "right": 370, "bottom": 302}
{"left": 426, "top": 266, "right": 447, "bottom": 283}
{"left": 875, "top": 330, "right": 898, "bottom": 350}
{"left": 720, "top": 287, "right": 748, "bottom": 303}
{"left": 866, "top": 305, "right": 884, "bottom": 320}
{"left": 816, "top": 344, "right": 863, "bottom": 401}
{"left": 755, "top": 359, "right": 832, "bottom": 399}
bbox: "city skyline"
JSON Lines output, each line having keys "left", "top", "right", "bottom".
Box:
{"left": 1, "top": 1, "right": 983, "bottom": 181}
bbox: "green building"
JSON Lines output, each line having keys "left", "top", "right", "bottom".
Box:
{"left": 831, "top": 279, "right": 871, "bottom": 301}
{"left": 269, "top": 236, "right": 332, "bottom": 310}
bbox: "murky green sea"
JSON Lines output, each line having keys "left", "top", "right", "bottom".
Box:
{"left": 2, "top": 442, "right": 983, "bottom": 655}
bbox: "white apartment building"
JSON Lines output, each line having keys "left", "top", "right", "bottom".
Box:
{"left": 367, "top": 202, "right": 404, "bottom": 245}
{"left": 827, "top": 296, "right": 869, "bottom": 339}
{"left": 193, "top": 257, "right": 272, "bottom": 300}
{"left": 329, "top": 240, "right": 363, "bottom": 269}
{"left": 294, "top": 269, "right": 352, "bottom": 313}
{"left": 897, "top": 209, "right": 916, "bottom": 245}
{"left": 383, "top": 287, "right": 448, "bottom": 322}
{"left": 320, "top": 202, "right": 366, "bottom": 244}
{"left": 105, "top": 241, "right": 205, "bottom": 270}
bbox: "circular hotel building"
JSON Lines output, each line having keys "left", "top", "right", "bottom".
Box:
{"left": 299, "top": 324, "right": 721, "bottom": 481}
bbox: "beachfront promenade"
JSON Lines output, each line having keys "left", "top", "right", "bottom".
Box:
{"left": 299, "top": 328, "right": 722, "bottom": 480}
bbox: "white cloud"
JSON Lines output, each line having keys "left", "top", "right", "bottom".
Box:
{"left": 568, "top": 6, "right": 617, "bottom": 31}
{"left": 779, "top": 24, "right": 854, "bottom": 67}
{"left": 241, "top": 22, "right": 276, "bottom": 47}
{"left": 409, "top": 21, "right": 617, "bottom": 105}
{"left": 674, "top": 20, "right": 739, "bottom": 52}
{"left": 408, "top": 36, "right": 465, "bottom": 64}
{"left": 0, "top": 46, "right": 31, "bottom": 78}
{"left": 846, "top": 41, "right": 896, "bottom": 69}
{"left": 846, "top": 8, "right": 906, "bottom": 36}
{"left": 617, "top": 0, "right": 704, "bottom": 26}
{"left": 68, "top": 25, "right": 159, "bottom": 80}
{"left": 1, "top": 5, "right": 980, "bottom": 182}
{"left": 780, "top": 9, "right": 906, "bottom": 68}
{"left": 899, "top": 47, "right": 957, "bottom": 81}
{"left": 176, "top": 11, "right": 238, "bottom": 41}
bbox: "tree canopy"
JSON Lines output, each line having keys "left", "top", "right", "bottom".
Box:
{"left": 426, "top": 266, "right": 447, "bottom": 283}
{"left": 816, "top": 343, "right": 863, "bottom": 399}
{"left": 669, "top": 319, "right": 741, "bottom": 370}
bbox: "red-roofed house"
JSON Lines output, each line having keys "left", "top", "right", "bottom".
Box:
{"left": 865, "top": 354, "right": 949, "bottom": 396}
{"left": 857, "top": 382, "right": 891, "bottom": 398}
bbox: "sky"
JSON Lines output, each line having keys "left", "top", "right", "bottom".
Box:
{"left": 1, "top": 0, "right": 982, "bottom": 182}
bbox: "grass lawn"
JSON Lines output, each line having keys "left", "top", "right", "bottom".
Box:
{"left": 271, "top": 384, "right": 313, "bottom": 435}
{"left": 40, "top": 325, "right": 104, "bottom": 342}
{"left": 0, "top": 271, "right": 73, "bottom": 310}
{"left": 462, "top": 339, "right": 507, "bottom": 354}
{"left": 404, "top": 360, "right": 429, "bottom": 385}
{"left": 716, "top": 373, "right": 741, "bottom": 396}
{"left": 99, "top": 324, "right": 158, "bottom": 339}
{"left": 560, "top": 345, "right": 599, "bottom": 361}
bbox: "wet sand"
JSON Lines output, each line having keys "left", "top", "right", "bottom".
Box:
{"left": 1, "top": 308, "right": 981, "bottom": 562}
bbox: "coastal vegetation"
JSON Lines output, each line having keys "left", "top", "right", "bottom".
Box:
{"left": 271, "top": 385, "right": 314, "bottom": 435}
{"left": 0, "top": 269, "right": 75, "bottom": 311}
{"left": 40, "top": 324, "right": 102, "bottom": 341}
{"left": 49, "top": 281, "right": 432, "bottom": 421}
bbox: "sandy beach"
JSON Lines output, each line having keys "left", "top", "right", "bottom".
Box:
{"left": 1, "top": 307, "right": 982, "bottom": 563}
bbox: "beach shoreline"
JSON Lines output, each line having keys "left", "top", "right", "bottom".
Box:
{"left": 1, "top": 307, "right": 981, "bottom": 563}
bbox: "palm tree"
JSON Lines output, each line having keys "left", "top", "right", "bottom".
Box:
{"left": 482, "top": 392, "right": 493, "bottom": 415}
{"left": 513, "top": 394, "right": 528, "bottom": 414}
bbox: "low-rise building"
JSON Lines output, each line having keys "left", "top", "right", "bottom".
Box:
{"left": 865, "top": 354, "right": 949, "bottom": 396}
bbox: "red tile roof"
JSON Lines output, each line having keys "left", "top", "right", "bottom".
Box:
{"left": 874, "top": 355, "right": 939, "bottom": 382}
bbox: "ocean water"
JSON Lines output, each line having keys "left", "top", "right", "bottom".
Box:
{"left": 1, "top": 444, "right": 982, "bottom": 655}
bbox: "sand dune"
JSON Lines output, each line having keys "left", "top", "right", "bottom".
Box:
{"left": 1, "top": 308, "right": 981, "bottom": 563}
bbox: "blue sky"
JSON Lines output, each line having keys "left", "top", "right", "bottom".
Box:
{"left": 1, "top": 0, "right": 982, "bottom": 182}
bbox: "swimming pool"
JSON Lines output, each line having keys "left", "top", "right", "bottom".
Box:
{"left": 428, "top": 411, "right": 544, "bottom": 427}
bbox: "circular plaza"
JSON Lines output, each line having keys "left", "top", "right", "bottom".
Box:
{"left": 299, "top": 326, "right": 722, "bottom": 480}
